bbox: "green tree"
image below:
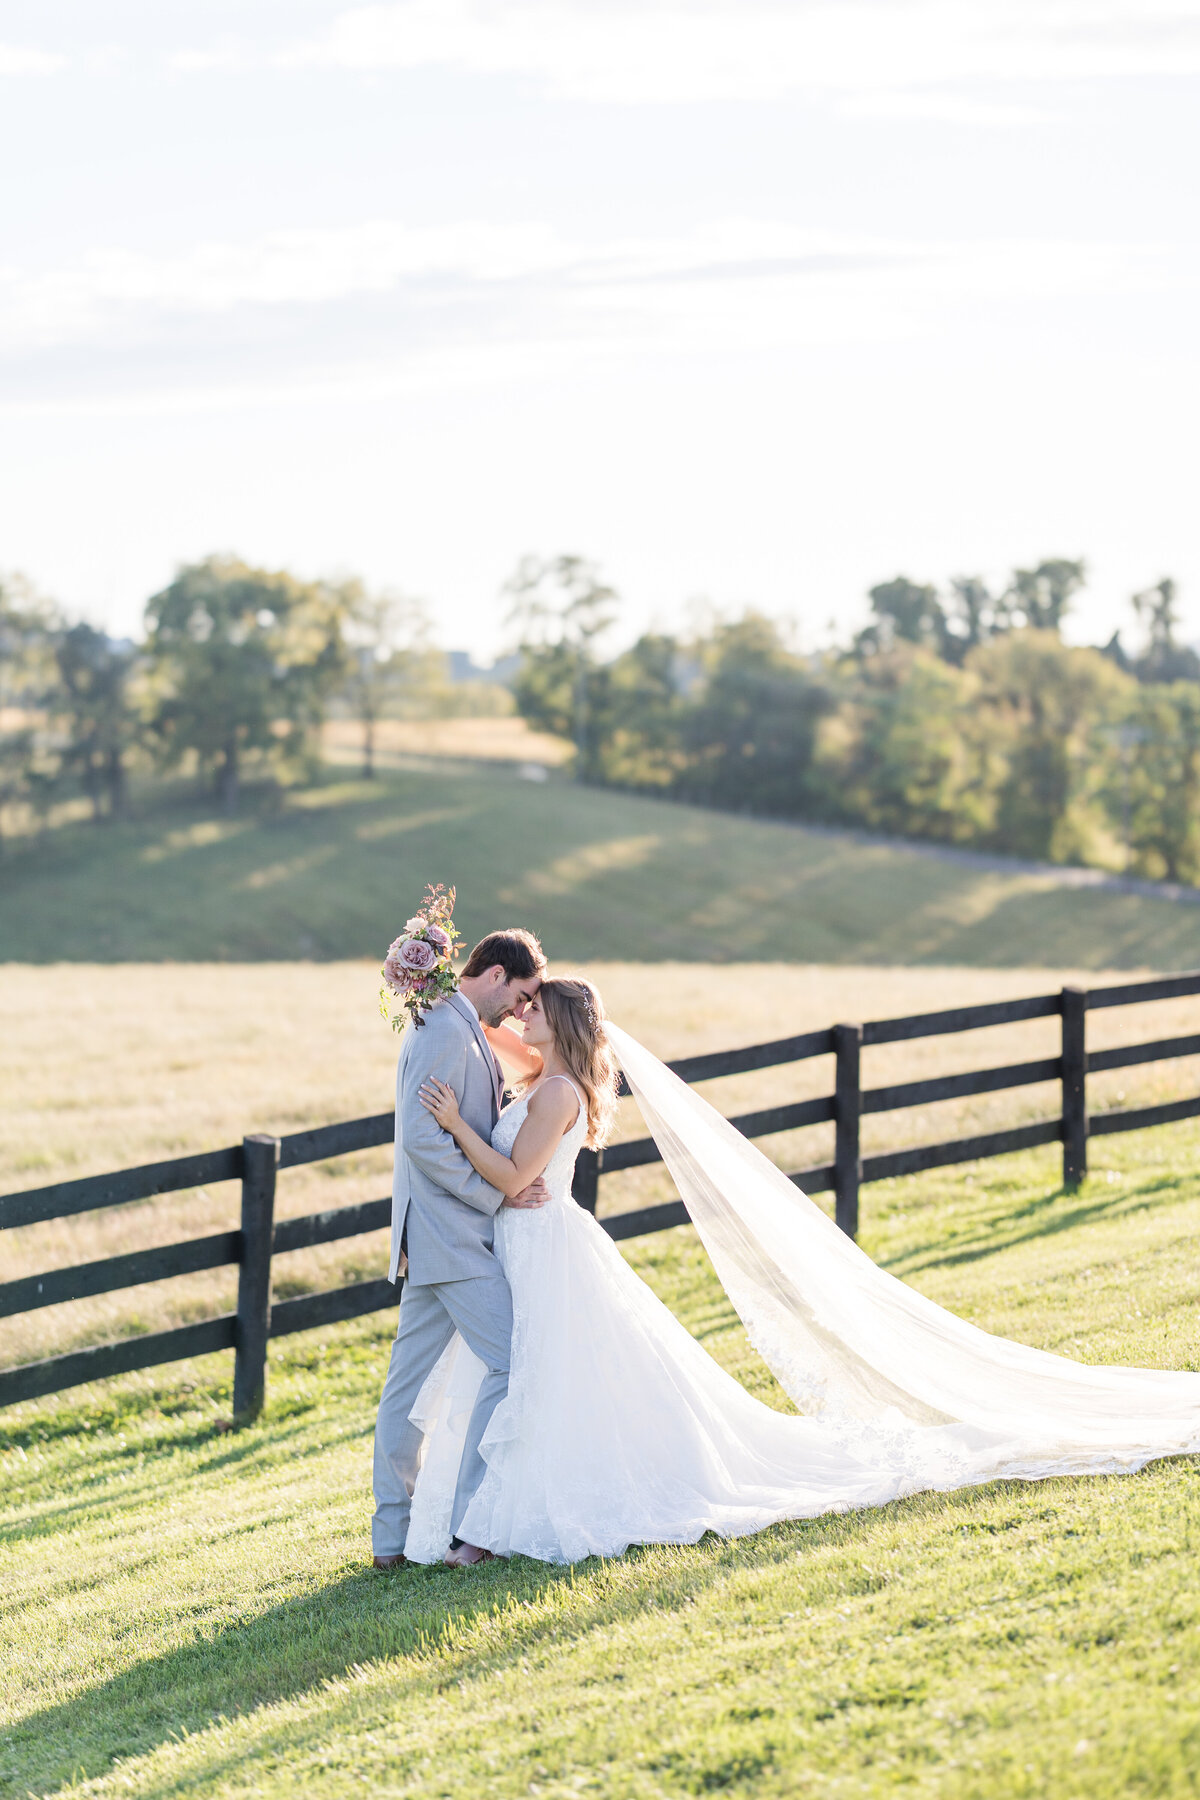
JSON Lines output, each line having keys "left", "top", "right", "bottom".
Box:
{"left": 593, "top": 633, "right": 683, "bottom": 788}
{"left": 971, "top": 631, "right": 1125, "bottom": 862}
{"left": 841, "top": 648, "right": 984, "bottom": 842}
{"left": 679, "top": 613, "right": 834, "bottom": 816}
{"left": 0, "top": 574, "right": 62, "bottom": 849}
{"left": 1004, "top": 558, "right": 1086, "bottom": 633}
{"left": 948, "top": 576, "right": 993, "bottom": 651}
{"left": 1122, "top": 684, "right": 1200, "bottom": 881}
{"left": 506, "top": 555, "right": 618, "bottom": 780}
{"left": 512, "top": 637, "right": 582, "bottom": 746}
{"left": 1131, "top": 578, "right": 1198, "bottom": 684}
{"left": 341, "top": 585, "right": 432, "bottom": 778}
{"left": 941, "top": 575, "right": 1024, "bottom": 663}
{"left": 856, "top": 560, "right": 1086, "bottom": 666}
{"left": 145, "top": 556, "right": 348, "bottom": 812}
{"left": 856, "top": 577, "right": 948, "bottom": 659}
{"left": 56, "top": 623, "right": 139, "bottom": 821}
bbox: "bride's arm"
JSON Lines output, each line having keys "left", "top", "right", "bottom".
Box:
{"left": 418, "top": 1078, "right": 577, "bottom": 1197}
{"left": 482, "top": 1020, "right": 543, "bottom": 1082}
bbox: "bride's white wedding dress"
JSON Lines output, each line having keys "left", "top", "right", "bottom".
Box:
{"left": 403, "top": 1027, "right": 1200, "bottom": 1566}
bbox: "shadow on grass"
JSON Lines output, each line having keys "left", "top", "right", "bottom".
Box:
{"left": 0, "top": 1414, "right": 370, "bottom": 1550}
{"left": 2, "top": 1559, "right": 554, "bottom": 1795}
{"left": 881, "top": 1170, "right": 1195, "bottom": 1280}
{"left": 5, "top": 756, "right": 1200, "bottom": 968}
{"left": 7, "top": 1469, "right": 1146, "bottom": 1799}
{"left": 1, "top": 1523, "right": 811, "bottom": 1796}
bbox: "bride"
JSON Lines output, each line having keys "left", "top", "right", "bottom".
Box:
{"left": 405, "top": 976, "right": 1200, "bottom": 1566}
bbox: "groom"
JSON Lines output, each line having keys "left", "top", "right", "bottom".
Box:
{"left": 371, "top": 926, "right": 548, "bottom": 1570}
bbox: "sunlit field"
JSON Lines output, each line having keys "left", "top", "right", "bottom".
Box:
{"left": 6, "top": 760, "right": 1200, "bottom": 1797}
{"left": 6, "top": 960, "right": 1200, "bottom": 1370}
{"left": 4, "top": 1075, "right": 1200, "bottom": 1795}
{"left": 323, "top": 713, "right": 571, "bottom": 766}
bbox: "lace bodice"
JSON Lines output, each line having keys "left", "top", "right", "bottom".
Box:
{"left": 490, "top": 1076, "right": 590, "bottom": 1204}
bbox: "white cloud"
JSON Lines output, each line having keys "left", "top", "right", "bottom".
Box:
{"left": 276, "top": 0, "right": 1200, "bottom": 103}
{"left": 0, "top": 217, "right": 1165, "bottom": 349}
{"left": 0, "top": 216, "right": 1179, "bottom": 420}
{"left": 0, "top": 222, "right": 567, "bottom": 350}
{"left": 0, "top": 42, "right": 64, "bottom": 75}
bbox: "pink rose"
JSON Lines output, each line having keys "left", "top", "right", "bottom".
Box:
{"left": 425, "top": 923, "right": 452, "bottom": 951}
{"left": 405, "top": 915, "right": 427, "bottom": 933}
{"left": 398, "top": 937, "right": 437, "bottom": 974}
{"left": 382, "top": 948, "right": 415, "bottom": 994}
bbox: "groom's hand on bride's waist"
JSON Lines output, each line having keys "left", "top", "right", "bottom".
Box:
{"left": 503, "top": 1176, "right": 550, "bottom": 1209}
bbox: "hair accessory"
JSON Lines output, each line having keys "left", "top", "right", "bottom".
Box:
{"left": 380, "top": 884, "right": 461, "bottom": 1031}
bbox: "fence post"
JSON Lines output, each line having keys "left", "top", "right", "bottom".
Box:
{"left": 834, "top": 1023, "right": 862, "bottom": 1240}
{"left": 573, "top": 1146, "right": 600, "bottom": 1215}
{"left": 1061, "top": 986, "right": 1088, "bottom": 1190}
{"left": 234, "top": 1133, "right": 279, "bottom": 1424}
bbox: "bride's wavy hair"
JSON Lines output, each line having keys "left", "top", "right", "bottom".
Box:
{"left": 537, "top": 975, "right": 619, "bottom": 1148}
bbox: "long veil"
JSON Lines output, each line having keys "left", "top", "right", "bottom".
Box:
{"left": 606, "top": 1021, "right": 1200, "bottom": 1485}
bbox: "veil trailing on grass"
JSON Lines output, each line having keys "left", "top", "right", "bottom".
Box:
{"left": 606, "top": 1022, "right": 1200, "bottom": 1485}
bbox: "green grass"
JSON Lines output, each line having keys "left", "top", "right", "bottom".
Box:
{"left": 3, "top": 762, "right": 1200, "bottom": 966}
{"left": 5, "top": 1127, "right": 1200, "bottom": 1799}
{"left": 7, "top": 757, "right": 1200, "bottom": 1792}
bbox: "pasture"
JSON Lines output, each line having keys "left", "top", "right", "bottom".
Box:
{"left": 5, "top": 760, "right": 1200, "bottom": 1795}
{"left": 5, "top": 962, "right": 1200, "bottom": 1795}
{"left": 8, "top": 960, "right": 1200, "bottom": 1370}
{"left": 5, "top": 1119, "right": 1200, "bottom": 1797}
{"left": 3, "top": 755, "right": 1200, "bottom": 967}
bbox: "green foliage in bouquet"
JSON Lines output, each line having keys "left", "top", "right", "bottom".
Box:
{"left": 379, "top": 882, "right": 461, "bottom": 1031}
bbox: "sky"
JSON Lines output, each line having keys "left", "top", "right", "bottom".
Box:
{"left": 2, "top": 0, "right": 1198, "bottom": 660}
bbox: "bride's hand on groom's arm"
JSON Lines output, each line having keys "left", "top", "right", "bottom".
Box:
{"left": 419, "top": 1078, "right": 463, "bottom": 1134}
{"left": 420, "top": 1072, "right": 570, "bottom": 1200}
{"left": 417, "top": 1078, "right": 549, "bottom": 1203}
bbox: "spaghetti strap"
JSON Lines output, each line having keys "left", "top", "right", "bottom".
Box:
{"left": 543, "top": 1072, "right": 585, "bottom": 1125}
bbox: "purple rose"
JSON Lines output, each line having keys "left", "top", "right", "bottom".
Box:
{"left": 382, "top": 948, "right": 415, "bottom": 994}
{"left": 425, "top": 923, "right": 452, "bottom": 951}
{"left": 398, "top": 937, "right": 438, "bottom": 974}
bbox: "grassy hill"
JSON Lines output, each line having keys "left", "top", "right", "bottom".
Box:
{"left": 5, "top": 1128, "right": 1200, "bottom": 1799}
{"left": 3, "top": 760, "right": 1200, "bottom": 967}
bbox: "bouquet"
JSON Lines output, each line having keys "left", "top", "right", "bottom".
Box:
{"left": 379, "top": 883, "right": 461, "bottom": 1031}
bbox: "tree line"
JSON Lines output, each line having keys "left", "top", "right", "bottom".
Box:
{"left": 0, "top": 556, "right": 460, "bottom": 846}
{"left": 510, "top": 555, "right": 1200, "bottom": 883}
{"left": 5, "top": 547, "right": 1195, "bottom": 886}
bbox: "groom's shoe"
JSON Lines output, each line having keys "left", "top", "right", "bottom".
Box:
{"left": 371, "top": 1553, "right": 409, "bottom": 1571}
{"left": 444, "top": 1539, "right": 495, "bottom": 1568}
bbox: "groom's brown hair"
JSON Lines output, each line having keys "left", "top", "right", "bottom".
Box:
{"left": 461, "top": 928, "right": 546, "bottom": 982}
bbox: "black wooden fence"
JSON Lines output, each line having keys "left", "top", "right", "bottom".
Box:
{"left": 5, "top": 969, "right": 1200, "bottom": 1419}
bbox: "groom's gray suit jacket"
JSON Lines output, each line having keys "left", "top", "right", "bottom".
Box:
{"left": 389, "top": 991, "right": 506, "bottom": 1286}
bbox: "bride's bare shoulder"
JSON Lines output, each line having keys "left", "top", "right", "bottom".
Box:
{"left": 525, "top": 1077, "right": 581, "bottom": 1127}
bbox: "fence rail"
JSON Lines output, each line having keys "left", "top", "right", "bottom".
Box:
{"left": 5, "top": 970, "right": 1200, "bottom": 1417}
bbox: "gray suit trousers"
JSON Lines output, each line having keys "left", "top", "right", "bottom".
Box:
{"left": 371, "top": 1267, "right": 514, "bottom": 1555}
